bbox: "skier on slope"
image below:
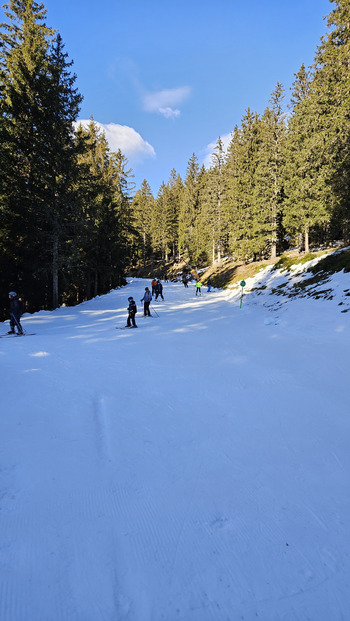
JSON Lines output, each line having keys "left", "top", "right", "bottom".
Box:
{"left": 126, "top": 297, "right": 138, "bottom": 328}
{"left": 8, "top": 292, "right": 24, "bottom": 334}
{"left": 195, "top": 281, "right": 202, "bottom": 296}
{"left": 151, "top": 278, "right": 157, "bottom": 296}
{"left": 154, "top": 280, "right": 164, "bottom": 301}
{"left": 141, "top": 287, "right": 152, "bottom": 316}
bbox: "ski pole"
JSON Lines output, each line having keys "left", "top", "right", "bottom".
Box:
{"left": 239, "top": 280, "right": 246, "bottom": 308}
{"left": 150, "top": 305, "right": 159, "bottom": 317}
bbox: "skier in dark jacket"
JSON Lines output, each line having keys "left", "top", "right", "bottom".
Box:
{"left": 8, "top": 292, "right": 23, "bottom": 334}
{"left": 126, "top": 296, "right": 137, "bottom": 328}
{"left": 141, "top": 287, "right": 152, "bottom": 316}
{"left": 154, "top": 280, "right": 164, "bottom": 301}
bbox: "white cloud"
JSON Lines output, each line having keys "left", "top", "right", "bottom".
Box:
{"left": 202, "top": 132, "right": 233, "bottom": 168}
{"left": 142, "top": 86, "right": 191, "bottom": 119}
{"left": 73, "top": 120, "right": 155, "bottom": 162}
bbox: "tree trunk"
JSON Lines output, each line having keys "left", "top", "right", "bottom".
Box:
{"left": 52, "top": 213, "right": 59, "bottom": 309}
{"left": 94, "top": 270, "right": 98, "bottom": 297}
{"left": 143, "top": 232, "right": 146, "bottom": 268}
{"left": 270, "top": 240, "right": 277, "bottom": 260}
{"left": 52, "top": 238, "right": 59, "bottom": 309}
{"left": 304, "top": 225, "right": 309, "bottom": 253}
{"left": 86, "top": 272, "right": 91, "bottom": 300}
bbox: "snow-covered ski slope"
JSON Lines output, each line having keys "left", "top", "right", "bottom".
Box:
{"left": 1, "top": 267, "right": 349, "bottom": 621}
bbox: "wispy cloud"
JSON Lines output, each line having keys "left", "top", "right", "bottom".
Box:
{"left": 142, "top": 86, "right": 191, "bottom": 119}
{"left": 108, "top": 57, "right": 192, "bottom": 120}
{"left": 74, "top": 120, "right": 155, "bottom": 162}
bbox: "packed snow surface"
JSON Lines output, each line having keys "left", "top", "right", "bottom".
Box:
{"left": 1, "top": 269, "right": 350, "bottom": 621}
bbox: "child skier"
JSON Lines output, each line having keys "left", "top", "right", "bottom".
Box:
{"left": 8, "top": 292, "right": 24, "bottom": 334}
{"left": 126, "top": 297, "right": 138, "bottom": 328}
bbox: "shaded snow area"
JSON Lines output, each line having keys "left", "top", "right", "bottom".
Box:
{"left": 1, "top": 268, "right": 350, "bottom": 621}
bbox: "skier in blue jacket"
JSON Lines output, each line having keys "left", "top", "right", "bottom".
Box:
{"left": 141, "top": 287, "right": 152, "bottom": 316}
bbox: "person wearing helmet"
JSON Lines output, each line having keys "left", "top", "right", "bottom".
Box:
{"left": 126, "top": 296, "right": 138, "bottom": 328}
{"left": 141, "top": 287, "right": 152, "bottom": 316}
{"left": 8, "top": 292, "right": 24, "bottom": 334}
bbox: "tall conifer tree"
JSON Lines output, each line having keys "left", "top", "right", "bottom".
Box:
{"left": 311, "top": 0, "right": 350, "bottom": 240}
{"left": 132, "top": 179, "right": 155, "bottom": 268}
{"left": 178, "top": 153, "right": 200, "bottom": 261}
{"left": 200, "top": 138, "right": 228, "bottom": 263}
{"left": 283, "top": 65, "right": 329, "bottom": 252}
{"left": 226, "top": 110, "right": 261, "bottom": 261}
{"left": 254, "top": 83, "right": 287, "bottom": 259}
{"left": 0, "top": 0, "right": 55, "bottom": 304}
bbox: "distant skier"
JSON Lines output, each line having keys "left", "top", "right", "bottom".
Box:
{"left": 195, "top": 281, "right": 202, "bottom": 296}
{"left": 141, "top": 287, "right": 152, "bottom": 316}
{"left": 126, "top": 296, "right": 137, "bottom": 328}
{"left": 8, "top": 291, "right": 23, "bottom": 334}
{"left": 207, "top": 277, "right": 212, "bottom": 292}
{"left": 155, "top": 280, "right": 164, "bottom": 301}
{"left": 182, "top": 275, "right": 188, "bottom": 288}
{"left": 151, "top": 278, "right": 158, "bottom": 296}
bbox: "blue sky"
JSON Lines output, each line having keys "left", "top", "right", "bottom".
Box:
{"left": 41, "top": 0, "right": 331, "bottom": 195}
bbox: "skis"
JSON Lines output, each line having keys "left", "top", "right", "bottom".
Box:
{"left": 117, "top": 326, "right": 138, "bottom": 330}
{"left": 0, "top": 332, "right": 35, "bottom": 338}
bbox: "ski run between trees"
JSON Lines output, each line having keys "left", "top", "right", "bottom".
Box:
{"left": 0, "top": 274, "right": 349, "bottom": 621}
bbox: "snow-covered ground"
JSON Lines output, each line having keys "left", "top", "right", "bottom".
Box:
{"left": 1, "top": 263, "right": 349, "bottom": 621}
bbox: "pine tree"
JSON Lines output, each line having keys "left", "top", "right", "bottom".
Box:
{"left": 153, "top": 183, "right": 169, "bottom": 261}
{"left": 40, "top": 33, "right": 83, "bottom": 307}
{"left": 0, "top": 0, "right": 56, "bottom": 306}
{"left": 253, "top": 82, "right": 287, "bottom": 259}
{"left": 165, "top": 168, "right": 182, "bottom": 259}
{"left": 153, "top": 175, "right": 181, "bottom": 263}
{"left": 283, "top": 65, "right": 329, "bottom": 252}
{"left": 225, "top": 110, "right": 261, "bottom": 261}
{"left": 132, "top": 179, "right": 155, "bottom": 268}
{"left": 311, "top": 0, "right": 350, "bottom": 240}
{"left": 74, "top": 120, "right": 132, "bottom": 300}
{"left": 178, "top": 153, "right": 200, "bottom": 261}
{"left": 202, "top": 137, "right": 228, "bottom": 264}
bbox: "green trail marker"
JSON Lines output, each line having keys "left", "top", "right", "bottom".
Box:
{"left": 240, "top": 280, "right": 246, "bottom": 308}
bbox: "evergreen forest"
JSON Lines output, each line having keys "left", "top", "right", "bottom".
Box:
{"left": 0, "top": 0, "right": 349, "bottom": 319}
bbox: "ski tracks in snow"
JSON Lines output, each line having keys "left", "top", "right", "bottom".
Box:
{"left": 92, "top": 394, "right": 113, "bottom": 466}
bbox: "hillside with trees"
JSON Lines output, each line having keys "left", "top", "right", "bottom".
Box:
{"left": 0, "top": 0, "right": 349, "bottom": 319}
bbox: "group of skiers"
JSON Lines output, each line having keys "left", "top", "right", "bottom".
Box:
{"left": 5, "top": 275, "right": 213, "bottom": 335}
{"left": 125, "top": 274, "right": 213, "bottom": 328}
{"left": 151, "top": 278, "right": 164, "bottom": 300}
{"left": 125, "top": 278, "right": 165, "bottom": 328}
{"left": 182, "top": 274, "right": 212, "bottom": 296}
{"left": 195, "top": 277, "right": 212, "bottom": 295}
